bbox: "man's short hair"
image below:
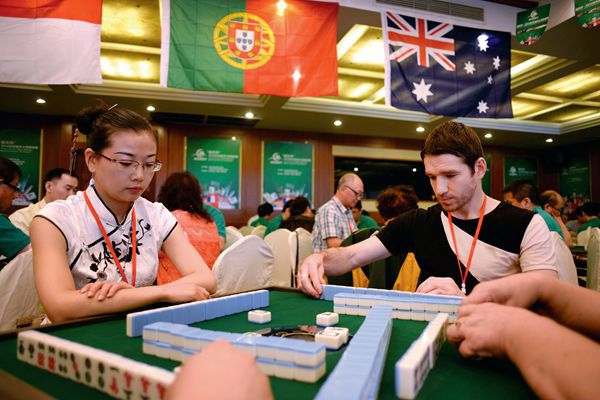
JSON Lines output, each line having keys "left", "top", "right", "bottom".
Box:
{"left": 257, "top": 202, "right": 274, "bottom": 217}
{"left": 42, "top": 168, "right": 76, "bottom": 196}
{"left": 0, "top": 156, "right": 22, "bottom": 185}
{"left": 581, "top": 202, "right": 599, "bottom": 217}
{"left": 420, "top": 121, "right": 483, "bottom": 173}
{"left": 504, "top": 179, "right": 539, "bottom": 205}
{"left": 290, "top": 196, "right": 310, "bottom": 217}
{"left": 377, "top": 185, "right": 419, "bottom": 221}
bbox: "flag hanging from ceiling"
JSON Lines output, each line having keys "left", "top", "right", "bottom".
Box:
{"left": 382, "top": 12, "right": 512, "bottom": 118}
{"left": 0, "top": 0, "right": 102, "bottom": 85}
{"left": 160, "top": 0, "right": 338, "bottom": 97}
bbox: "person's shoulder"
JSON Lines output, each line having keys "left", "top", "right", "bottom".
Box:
{"left": 491, "top": 201, "right": 535, "bottom": 220}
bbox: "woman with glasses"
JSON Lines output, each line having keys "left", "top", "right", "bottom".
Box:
{"left": 30, "top": 104, "right": 216, "bottom": 322}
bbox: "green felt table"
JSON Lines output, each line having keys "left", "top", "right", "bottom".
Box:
{"left": 0, "top": 289, "right": 535, "bottom": 399}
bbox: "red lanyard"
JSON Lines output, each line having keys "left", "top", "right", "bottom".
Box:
{"left": 84, "top": 191, "right": 137, "bottom": 286}
{"left": 448, "top": 196, "right": 486, "bottom": 294}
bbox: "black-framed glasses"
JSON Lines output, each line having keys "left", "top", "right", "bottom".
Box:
{"left": 0, "top": 180, "right": 21, "bottom": 193}
{"left": 97, "top": 153, "right": 162, "bottom": 174}
{"left": 345, "top": 185, "right": 364, "bottom": 199}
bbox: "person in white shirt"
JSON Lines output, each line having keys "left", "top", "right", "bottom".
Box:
{"left": 30, "top": 104, "right": 216, "bottom": 323}
{"left": 9, "top": 168, "right": 78, "bottom": 235}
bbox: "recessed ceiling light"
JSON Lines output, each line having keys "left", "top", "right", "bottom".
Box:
{"left": 353, "top": 167, "right": 359, "bottom": 172}
{"left": 412, "top": 168, "right": 417, "bottom": 172}
{"left": 333, "top": 120, "right": 342, "bottom": 127}
{"left": 484, "top": 133, "right": 492, "bottom": 139}
{"left": 277, "top": 0, "right": 287, "bottom": 11}
{"left": 36, "top": 98, "right": 46, "bottom": 104}
{"left": 545, "top": 138, "right": 553, "bottom": 143}
{"left": 416, "top": 126, "right": 425, "bottom": 133}
{"left": 146, "top": 105, "right": 155, "bottom": 112}
{"left": 231, "top": 136, "right": 237, "bottom": 141}
{"left": 245, "top": 111, "right": 254, "bottom": 119}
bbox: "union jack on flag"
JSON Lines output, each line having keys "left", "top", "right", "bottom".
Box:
{"left": 382, "top": 12, "right": 513, "bottom": 118}
{"left": 387, "top": 13, "right": 455, "bottom": 71}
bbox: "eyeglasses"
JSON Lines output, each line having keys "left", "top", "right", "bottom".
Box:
{"left": 345, "top": 185, "right": 364, "bottom": 199}
{"left": 97, "top": 153, "right": 162, "bottom": 174}
{"left": 0, "top": 180, "right": 21, "bottom": 193}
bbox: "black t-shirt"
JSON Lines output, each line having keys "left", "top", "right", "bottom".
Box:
{"left": 376, "top": 201, "right": 555, "bottom": 293}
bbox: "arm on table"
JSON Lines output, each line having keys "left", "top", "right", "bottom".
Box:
{"left": 168, "top": 341, "right": 273, "bottom": 400}
{"left": 297, "top": 236, "right": 391, "bottom": 298}
{"left": 447, "top": 302, "right": 600, "bottom": 400}
{"left": 31, "top": 218, "right": 210, "bottom": 323}
{"left": 463, "top": 272, "right": 600, "bottom": 341}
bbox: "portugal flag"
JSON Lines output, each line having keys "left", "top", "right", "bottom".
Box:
{"left": 0, "top": 0, "right": 102, "bottom": 84}
{"left": 160, "top": 0, "right": 339, "bottom": 97}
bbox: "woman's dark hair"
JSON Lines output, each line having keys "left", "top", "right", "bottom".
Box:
{"left": 0, "top": 156, "right": 21, "bottom": 184}
{"left": 75, "top": 103, "right": 157, "bottom": 153}
{"left": 158, "top": 172, "right": 212, "bottom": 222}
{"left": 376, "top": 185, "right": 419, "bottom": 221}
{"left": 290, "top": 196, "right": 310, "bottom": 216}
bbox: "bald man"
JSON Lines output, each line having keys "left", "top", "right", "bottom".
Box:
{"left": 312, "top": 173, "right": 364, "bottom": 252}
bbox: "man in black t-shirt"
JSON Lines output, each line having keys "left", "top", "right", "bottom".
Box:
{"left": 297, "top": 122, "right": 558, "bottom": 298}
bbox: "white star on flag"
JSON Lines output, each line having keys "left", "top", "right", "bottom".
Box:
{"left": 412, "top": 78, "right": 433, "bottom": 103}
{"left": 493, "top": 56, "right": 501, "bottom": 70}
{"left": 487, "top": 75, "right": 493, "bottom": 84}
{"left": 464, "top": 61, "right": 476, "bottom": 74}
{"left": 477, "top": 34, "right": 489, "bottom": 52}
{"left": 477, "top": 100, "right": 489, "bottom": 114}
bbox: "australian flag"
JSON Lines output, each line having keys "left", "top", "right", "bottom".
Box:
{"left": 383, "top": 12, "right": 513, "bottom": 118}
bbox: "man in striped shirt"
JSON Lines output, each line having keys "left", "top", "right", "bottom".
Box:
{"left": 312, "top": 174, "right": 363, "bottom": 252}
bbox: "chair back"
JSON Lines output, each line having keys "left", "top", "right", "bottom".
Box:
{"left": 264, "top": 229, "right": 293, "bottom": 287}
{"left": 239, "top": 225, "right": 254, "bottom": 236}
{"left": 549, "top": 232, "right": 578, "bottom": 285}
{"left": 250, "top": 225, "right": 267, "bottom": 238}
{"left": 289, "top": 228, "right": 313, "bottom": 287}
{"left": 586, "top": 228, "right": 600, "bottom": 291}
{"left": 577, "top": 227, "right": 593, "bottom": 250}
{"left": 212, "top": 236, "right": 273, "bottom": 296}
{"left": 247, "top": 215, "right": 259, "bottom": 226}
{"left": 224, "top": 226, "right": 243, "bottom": 250}
{"left": 0, "top": 250, "right": 39, "bottom": 331}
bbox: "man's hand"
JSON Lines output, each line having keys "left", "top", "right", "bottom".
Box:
{"left": 297, "top": 253, "right": 326, "bottom": 298}
{"left": 447, "top": 302, "right": 536, "bottom": 358}
{"left": 416, "top": 277, "right": 464, "bottom": 296}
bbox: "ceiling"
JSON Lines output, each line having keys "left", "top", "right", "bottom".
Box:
{"left": 1, "top": 0, "right": 599, "bottom": 149}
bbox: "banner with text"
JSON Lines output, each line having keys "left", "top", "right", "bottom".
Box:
{"left": 575, "top": 0, "right": 600, "bottom": 28}
{"left": 516, "top": 4, "right": 551, "bottom": 45}
{"left": 185, "top": 137, "right": 240, "bottom": 210}
{"left": 504, "top": 157, "right": 537, "bottom": 185}
{"left": 0, "top": 129, "right": 41, "bottom": 206}
{"left": 560, "top": 154, "right": 590, "bottom": 211}
{"left": 262, "top": 141, "right": 313, "bottom": 210}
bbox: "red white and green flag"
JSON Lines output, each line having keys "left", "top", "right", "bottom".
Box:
{"left": 0, "top": 0, "right": 102, "bottom": 84}
{"left": 160, "top": 0, "right": 339, "bottom": 97}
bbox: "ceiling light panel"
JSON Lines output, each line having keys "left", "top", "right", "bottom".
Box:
{"left": 100, "top": 50, "right": 160, "bottom": 82}
{"left": 101, "top": 0, "right": 161, "bottom": 47}
{"left": 531, "top": 66, "right": 600, "bottom": 99}
{"left": 338, "top": 27, "right": 385, "bottom": 72}
{"left": 531, "top": 105, "right": 600, "bottom": 123}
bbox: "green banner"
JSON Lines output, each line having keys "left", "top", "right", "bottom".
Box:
{"left": 185, "top": 137, "right": 240, "bottom": 210}
{"left": 262, "top": 141, "right": 313, "bottom": 210}
{"left": 0, "top": 129, "right": 42, "bottom": 206}
{"left": 560, "top": 154, "right": 590, "bottom": 202}
{"left": 482, "top": 154, "right": 491, "bottom": 195}
{"left": 504, "top": 157, "right": 537, "bottom": 185}
{"left": 516, "top": 4, "right": 551, "bottom": 45}
{"left": 575, "top": 0, "right": 600, "bottom": 28}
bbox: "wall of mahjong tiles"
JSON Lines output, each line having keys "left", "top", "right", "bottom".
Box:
{"left": 0, "top": 290, "right": 534, "bottom": 399}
